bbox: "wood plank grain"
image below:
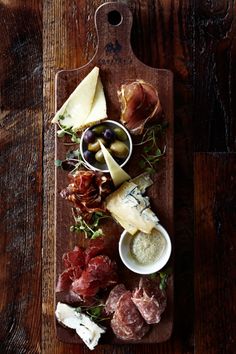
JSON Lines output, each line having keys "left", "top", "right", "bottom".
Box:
{"left": 194, "top": 153, "right": 236, "bottom": 353}
{"left": 43, "top": 1, "right": 194, "bottom": 353}
{"left": 193, "top": 1, "right": 236, "bottom": 151}
{"left": 0, "top": 1, "right": 42, "bottom": 353}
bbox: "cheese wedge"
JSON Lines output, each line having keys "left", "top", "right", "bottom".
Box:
{"left": 99, "top": 141, "right": 130, "bottom": 187}
{"left": 105, "top": 181, "right": 159, "bottom": 234}
{"left": 52, "top": 66, "right": 107, "bottom": 131}
{"left": 131, "top": 173, "right": 153, "bottom": 193}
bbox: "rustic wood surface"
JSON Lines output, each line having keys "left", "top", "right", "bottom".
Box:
{"left": 0, "top": 0, "right": 235, "bottom": 353}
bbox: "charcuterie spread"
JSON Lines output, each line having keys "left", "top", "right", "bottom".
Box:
{"left": 53, "top": 66, "right": 172, "bottom": 349}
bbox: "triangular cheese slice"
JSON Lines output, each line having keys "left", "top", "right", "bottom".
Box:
{"left": 84, "top": 76, "right": 107, "bottom": 126}
{"left": 52, "top": 67, "right": 107, "bottom": 131}
{"left": 99, "top": 141, "right": 130, "bottom": 187}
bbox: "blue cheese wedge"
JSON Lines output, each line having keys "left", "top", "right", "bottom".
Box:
{"left": 55, "top": 302, "right": 105, "bottom": 350}
{"left": 105, "top": 181, "right": 159, "bottom": 235}
{"left": 52, "top": 67, "right": 107, "bottom": 131}
{"left": 99, "top": 140, "right": 130, "bottom": 187}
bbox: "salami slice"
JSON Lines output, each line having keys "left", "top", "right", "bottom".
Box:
{"left": 131, "top": 277, "right": 167, "bottom": 324}
{"left": 105, "top": 284, "right": 127, "bottom": 315}
{"left": 111, "top": 291, "right": 149, "bottom": 341}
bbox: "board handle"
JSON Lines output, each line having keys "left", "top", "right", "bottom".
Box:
{"left": 94, "top": 2, "right": 133, "bottom": 61}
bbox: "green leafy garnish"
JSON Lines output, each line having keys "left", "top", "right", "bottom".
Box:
{"left": 56, "top": 119, "right": 81, "bottom": 144}
{"left": 136, "top": 123, "right": 168, "bottom": 174}
{"left": 55, "top": 159, "right": 62, "bottom": 167}
{"left": 158, "top": 267, "right": 172, "bottom": 290}
{"left": 148, "top": 266, "right": 172, "bottom": 290}
{"left": 71, "top": 210, "right": 110, "bottom": 239}
{"left": 75, "top": 304, "right": 110, "bottom": 323}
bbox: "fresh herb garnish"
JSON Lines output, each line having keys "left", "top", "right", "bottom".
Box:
{"left": 75, "top": 304, "right": 110, "bottom": 323}
{"left": 70, "top": 210, "right": 110, "bottom": 239}
{"left": 56, "top": 118, "right": 81, "bottom": 144}
{"left": 136, "top": 123, "right": 168, "bottom": 174}
{"left": 147, "top": 266, "right": 172, "bottom": 290}
{"left": 158, "top": 267, "right": 172, "bottom": 290}
{"left": 55, "top": 148, "right": 87, "bottom": 173}
{"left": 55, "top": 159, "right": 62, "bottom": 167}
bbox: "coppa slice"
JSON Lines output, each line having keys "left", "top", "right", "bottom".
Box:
{"left": 52, "top": 66, "right": 107, "bottom": 131}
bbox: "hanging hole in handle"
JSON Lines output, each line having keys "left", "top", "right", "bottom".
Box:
{"left": 107, "top": 10, "right": 123, "bottom": 26}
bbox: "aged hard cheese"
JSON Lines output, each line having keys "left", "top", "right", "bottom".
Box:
{"left": 105, "top": 181, "right": 159, "bottom": 235}
{"left": 99, "top": 140, "right": 130, "bottom": 187}
{"left": 52, "top": 66, "right": 107, "bottom": 131}
{"left": 55, "top": 302, "right": 105, "bottom": 350}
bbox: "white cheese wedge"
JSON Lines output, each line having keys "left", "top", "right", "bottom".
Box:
{"left": 55, "top": 302, "right": 105, "bottom": 350}
{"left": 52, "top": 66, "right": 107, "bottom": 131}
{"left": 99, "top": 141, "right": 131, "bottom": 187}
{"left": 105, "top": 181, "right": 159, "bottom": 235}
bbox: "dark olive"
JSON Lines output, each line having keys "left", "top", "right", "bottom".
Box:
{"left": 83, "top": 129, "right": 96, "bottom": 144}
{"left": 103, "top": 128, "right": 116, "bottom": 142}
{"left": 83, "top": 150, "right": 94, "bottom": 163}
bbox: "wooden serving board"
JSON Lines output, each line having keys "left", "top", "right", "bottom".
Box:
{"left": 54, "top": 2, "right": 174, "bottom": 345}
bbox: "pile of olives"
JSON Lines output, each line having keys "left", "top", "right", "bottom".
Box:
{"left": 82, "top": 123, "right": 130, "bottom": 166}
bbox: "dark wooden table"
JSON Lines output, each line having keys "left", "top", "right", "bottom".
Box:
{"left": 0, "top": 1, "right": 235, "bottom": 353}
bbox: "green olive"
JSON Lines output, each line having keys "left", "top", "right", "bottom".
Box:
{"left": 88, "top": 138, "right": 106, "bottom": 152}
{"left": 95, "top": 149, "right": 111, "bottom": 163}
{"left": 113, "top": 127, "right": 128, "bottom": 141}
{"left": 92, "top": 125, "right": 107, "bottom": 135}
{"left": 110, "top": 140, "right": 129, "bottom": 159}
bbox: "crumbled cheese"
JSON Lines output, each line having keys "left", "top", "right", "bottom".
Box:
{"left": 55, "top": 302, "right": 105, "bottom": 350}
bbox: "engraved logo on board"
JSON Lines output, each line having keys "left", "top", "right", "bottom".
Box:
{"left": 98, "top": 39, "right": 132, "bottom": 65}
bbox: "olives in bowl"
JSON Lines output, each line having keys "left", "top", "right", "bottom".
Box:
{"left": 80, "top": 120, "right": 132, "bottom": 172}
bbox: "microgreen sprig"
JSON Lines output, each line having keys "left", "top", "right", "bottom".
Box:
{"left": 70, "top": 210, "right": 111, "bottom": 239}
{"left": 57, "top": 115, "right": 81, "bottom": 144}
{"left": 75, "top": 304, "right": 110, "bottom": 323}
{"left": 136, "top": 122, "right": 168, "bottom": 174}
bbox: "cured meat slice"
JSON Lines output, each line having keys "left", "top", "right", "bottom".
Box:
{"left": 111, "top": 291, "right": 149, "bottom": 341}
{"left": 131, "top": 277, "right": 167, "bottom": 324}
{"left": 104, "top": 284, "right": 127, "bottom": 315}
{"left": 111, "top": 315, "right": 149, "bottom": 341}
{"left": 56, "top": 266, "right": 83, "bottom": 292}
{"left": 85, "top": 238, "right": 105, "bottom": 264}
{"left": 63, "top": 246, "right": 85, "bottom": 269}
{"left": 71, "top": 255, "right": 117, "bottom": 298}
{"left": 60, "top": 170, "right": 113, "bottom": 222}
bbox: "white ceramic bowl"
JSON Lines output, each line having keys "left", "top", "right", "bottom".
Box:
{"left": 80, "top": 120, "right": 133, "bottom": 172}
{"left": 119, "top": 224, "right": 172, "bottom": 274}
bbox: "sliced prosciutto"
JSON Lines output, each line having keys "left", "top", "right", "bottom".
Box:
{"left": 131, "top": 277, "right": 167, "bottom": 324}
{"left": 60, "top": 170, "right": 113, "bottom": 221}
